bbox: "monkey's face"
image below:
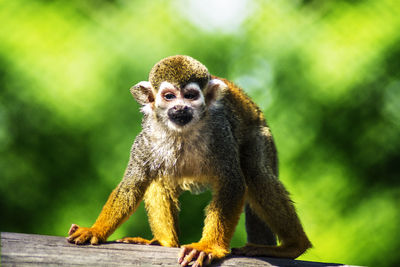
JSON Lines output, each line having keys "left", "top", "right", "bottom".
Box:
{"left": 154, "top": 81, "right": 206, "bottom": 130}
{"left": 130, "top": 55, "right": 228, "bottom": 132}
{"left": 131, "top": 78, "right": 227, "bottom": 132}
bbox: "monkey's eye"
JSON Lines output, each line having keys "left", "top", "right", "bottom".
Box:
{"left": 163, "top": 93, "right": 176, "bottom": 101}
{"left": 184, "top": 91, "right": 199, "bottom": 100}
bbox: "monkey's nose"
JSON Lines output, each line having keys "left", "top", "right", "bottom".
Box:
{"left": 168, "top": 106, "right": 193, "bottom": 126}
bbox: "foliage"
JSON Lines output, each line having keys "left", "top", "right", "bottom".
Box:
{"left": 0, "top": 0, "right": 399, "bottom": 266}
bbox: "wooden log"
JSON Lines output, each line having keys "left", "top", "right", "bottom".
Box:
{"left": 1, "top": 232, "right": 354, "bottom": 266}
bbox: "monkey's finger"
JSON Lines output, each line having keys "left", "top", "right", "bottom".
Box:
{"left": 90, "top": 236, "right": 99, "bottom": 245}
{"left": 68, "top": 224, "right": 80, "bottom": 236}
{"left": 74, "top": 235, "right": 89, "bottom": 245}
{"left": 180, "top": 249, "right": 198, "bottom": 266}
{"left": 73, "top": 231, "right": 92, "bottom": 245}
{"left": 67, "top": 231, "right": 82, "bottom": 243}
{"left": 193, "top": 251, "right": 206, "bottom": 267}
{"left": 178, "top": 247, "right": 189, "bottom": 264}
{"left": 204, "top": 253, "right": 213, "bottom": 265}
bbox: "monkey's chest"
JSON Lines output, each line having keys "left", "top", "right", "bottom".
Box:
{"left": 149, "top": 140, "right": 212, "bottom": 179}
{"left": 173, "top": 147, "right": 212, "bottom": 194}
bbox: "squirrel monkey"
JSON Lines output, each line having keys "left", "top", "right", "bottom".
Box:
{"left": 67, "top": 55, "right": 312, "bottom": 266}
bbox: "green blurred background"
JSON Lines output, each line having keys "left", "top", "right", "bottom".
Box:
{"left": 1, "top": 0, "right": 399, "bottom": 266}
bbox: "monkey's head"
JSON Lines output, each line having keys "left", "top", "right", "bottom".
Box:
{"left": 131, "top": 55, "right": 227, "bottom": 131}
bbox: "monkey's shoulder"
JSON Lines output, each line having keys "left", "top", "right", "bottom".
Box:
{"left": 213, "top": 76, "right": 266, "bottom": 126}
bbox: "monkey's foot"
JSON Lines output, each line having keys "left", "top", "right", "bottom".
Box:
{"left": 231, "top": 244, "right": 269, "bottom": 256}
{"left": 116, "top": 237, "right": 160, "bottom": 245}
{"left": 231, "top": 243, "right": 307, "bottom": 259}
{"left": 178, "top": 242, "right": 228, "bottom": 267}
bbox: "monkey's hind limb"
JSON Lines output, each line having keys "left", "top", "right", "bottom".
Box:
{"left": 232, "top": 126, "right": 312, "bottom": 258}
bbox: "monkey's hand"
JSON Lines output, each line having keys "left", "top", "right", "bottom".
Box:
{"left": 178, "top": 242, "right": 229, "bottom": 267}
{"left": 66, "top": 224, "right": 106, "bottom": 245}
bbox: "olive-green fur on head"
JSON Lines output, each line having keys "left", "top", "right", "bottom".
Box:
{"left": 149, "top": 55, "right": 211, "bottom": 91}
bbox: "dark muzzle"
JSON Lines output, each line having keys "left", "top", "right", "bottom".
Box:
{"left": 167, "top": 105, "right": 193, "bottom": 126}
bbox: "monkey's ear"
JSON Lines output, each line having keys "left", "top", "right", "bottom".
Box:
{"left": 130, "top": 81, "right": 155, "bottom": 105}
{"left": 204, "top": 79, "right": 228, "bottom": 106}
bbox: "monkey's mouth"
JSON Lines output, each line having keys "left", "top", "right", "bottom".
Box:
{"left": 167, "top": 107, "right": 194, "bottom": 126}
{"left": 168, "top": 113, "right": 193, "bottom": 126}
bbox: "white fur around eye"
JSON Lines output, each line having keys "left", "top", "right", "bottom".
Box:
{"left": 156, "top": 81, "right": 176, "bottom": 107}
{"left": 159, "top": 81, "right": 175, "bottom": 91}
{"left": 184, "top": 82, "right": 201, "bottom": 91}
{"left": 184, "top": 82, "right": 204, "bottom": 105}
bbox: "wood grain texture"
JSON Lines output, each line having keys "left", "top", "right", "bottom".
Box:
{"left": 1, "top": 232, "right": 355, "bottom": 266}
